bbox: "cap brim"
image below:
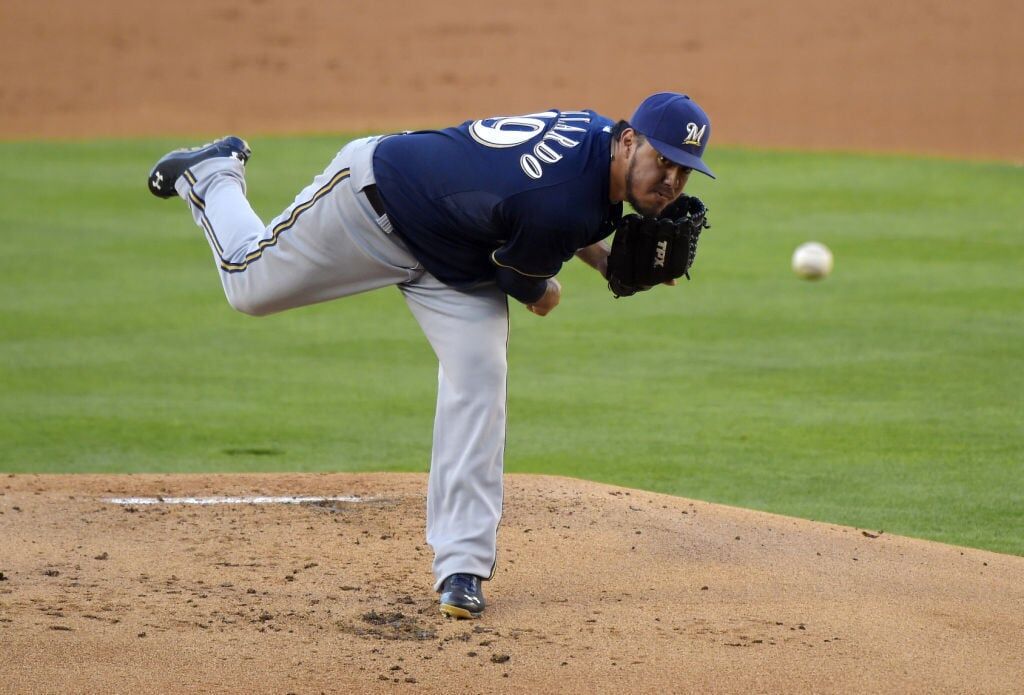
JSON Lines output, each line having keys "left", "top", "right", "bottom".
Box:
{"left": 648, "top": 138, "right": 716, "bottom": 179}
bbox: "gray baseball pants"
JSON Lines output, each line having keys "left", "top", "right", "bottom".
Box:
{"left": 175, "top": 137, "right": 507, "bottom": 589}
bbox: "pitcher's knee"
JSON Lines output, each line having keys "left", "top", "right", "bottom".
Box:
{"left": 447, "top": 345, "right": 507, "bottom": 389}
{"left": 478, "top": 352, "right": 508, "bottom": 384}
{"left": 223, "top": 284, "right": 275, "bottom": 317}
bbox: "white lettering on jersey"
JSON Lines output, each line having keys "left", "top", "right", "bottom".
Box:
{"left": 520, "top": 154, "right": 544, "bottom": 180}
{"left": 543, "top": 130, "right": 579, "bottom": 148}
{"left": 469, "top": 111, "right": 592, "bottom": 179}
{"left": 533, "top": 142, "right": 563, "bottom": 164}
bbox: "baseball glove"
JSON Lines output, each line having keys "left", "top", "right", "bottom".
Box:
{"left": 605, "top": 194, "right": 711, "bottom": 298}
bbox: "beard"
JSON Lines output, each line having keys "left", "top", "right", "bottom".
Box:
{"left": 625, "top": 155, "right": 662, "bottom": 217}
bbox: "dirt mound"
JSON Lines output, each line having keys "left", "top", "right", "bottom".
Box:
{"left": 1, "top": 473, "right": 1020, "bottom": 693}
{"left": 1, "top": 0, "right": 1021, "bottom": 161}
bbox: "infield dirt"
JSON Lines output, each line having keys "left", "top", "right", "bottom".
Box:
{"left": 2, "top": 473, "right": 1022, "bottom": 693}
{"left": 1, "top": 0, "right": 1022, "bottom": 161}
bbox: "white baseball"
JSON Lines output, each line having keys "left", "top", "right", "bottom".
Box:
{"left": 791, "top": 242, "right": 834, "bottom": 280}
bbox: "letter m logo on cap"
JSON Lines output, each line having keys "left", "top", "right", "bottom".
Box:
{"left": 683, "top": 122, "right": 706, "bottom": 147}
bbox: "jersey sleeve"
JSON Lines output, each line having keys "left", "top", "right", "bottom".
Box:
{"left": 494, "top": 267, "right": 548, "bottom": 304}
{"left": 490, "top": 190, "right": 589, "bottom": 283}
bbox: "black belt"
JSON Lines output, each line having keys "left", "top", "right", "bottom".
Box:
{"left": 363, "top": 184, "right": 387, "bottom": 217}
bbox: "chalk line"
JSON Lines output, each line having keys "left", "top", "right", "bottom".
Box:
{"left": 103, "top": 495, "right": 372, "bottom": 506}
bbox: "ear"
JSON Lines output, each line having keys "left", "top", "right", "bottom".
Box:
{"left": 618, "top": 128, "right": 637, "bottom": 158}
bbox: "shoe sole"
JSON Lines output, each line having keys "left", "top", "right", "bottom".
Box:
{"left": 439, "top": 603, "right": 482, "bottom": 619}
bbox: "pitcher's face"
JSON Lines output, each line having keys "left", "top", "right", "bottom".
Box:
{"left": 626, "top": 141, "right": 691, "bottom": 216}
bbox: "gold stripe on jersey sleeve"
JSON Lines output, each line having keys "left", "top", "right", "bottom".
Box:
{"left": 490, "top": 250, "right": 555, "bottom": 278}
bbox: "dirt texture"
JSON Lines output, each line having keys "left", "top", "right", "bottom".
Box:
{"left": 1, "top": 473, "right": 1022, "bottom": 694}
{"left": 1, "top": 0, "right": 1022, "bottom": 161}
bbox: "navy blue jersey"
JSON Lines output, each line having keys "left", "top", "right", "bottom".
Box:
{"left": 371, "top": 110, "right": 622, "bottom": 302}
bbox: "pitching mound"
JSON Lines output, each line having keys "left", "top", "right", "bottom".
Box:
{"left": 0, "top": 473, "right": 1020, "bottom": 693}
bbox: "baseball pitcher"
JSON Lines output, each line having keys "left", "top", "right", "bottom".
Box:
{"left": 147, "top": 92, "right": 714, "bottom": 619}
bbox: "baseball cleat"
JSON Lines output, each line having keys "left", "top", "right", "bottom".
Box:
{"left": 147, "top": 135, "right": 251, "bottom": 198}
{"left": 438, "top": 573, "right": 485, "bottom": 619}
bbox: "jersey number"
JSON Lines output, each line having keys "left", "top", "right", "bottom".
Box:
{"left": 469, "top": 111, "right": 589, "bottom": 180}
{"left": 468, "top": 112, "right": 558, "bottom": 148}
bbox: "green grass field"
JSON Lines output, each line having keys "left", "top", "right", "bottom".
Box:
{"left": 1, "top": 136, "right": 1021, "bottom": 555}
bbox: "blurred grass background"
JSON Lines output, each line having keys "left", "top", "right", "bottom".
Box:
{"left": 1, "top": 137, "right": 1021, "bottom": 554}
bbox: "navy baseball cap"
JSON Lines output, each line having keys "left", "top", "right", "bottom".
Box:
{"left": 631, "top": 92, "right": 715, "bottom": 179}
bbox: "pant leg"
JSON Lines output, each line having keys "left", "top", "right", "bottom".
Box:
{"left": 399, "top": 275, "right": 510, "bottom": 590}
{"left": 174, "top": 137, "right": 420, "bottom": 316}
